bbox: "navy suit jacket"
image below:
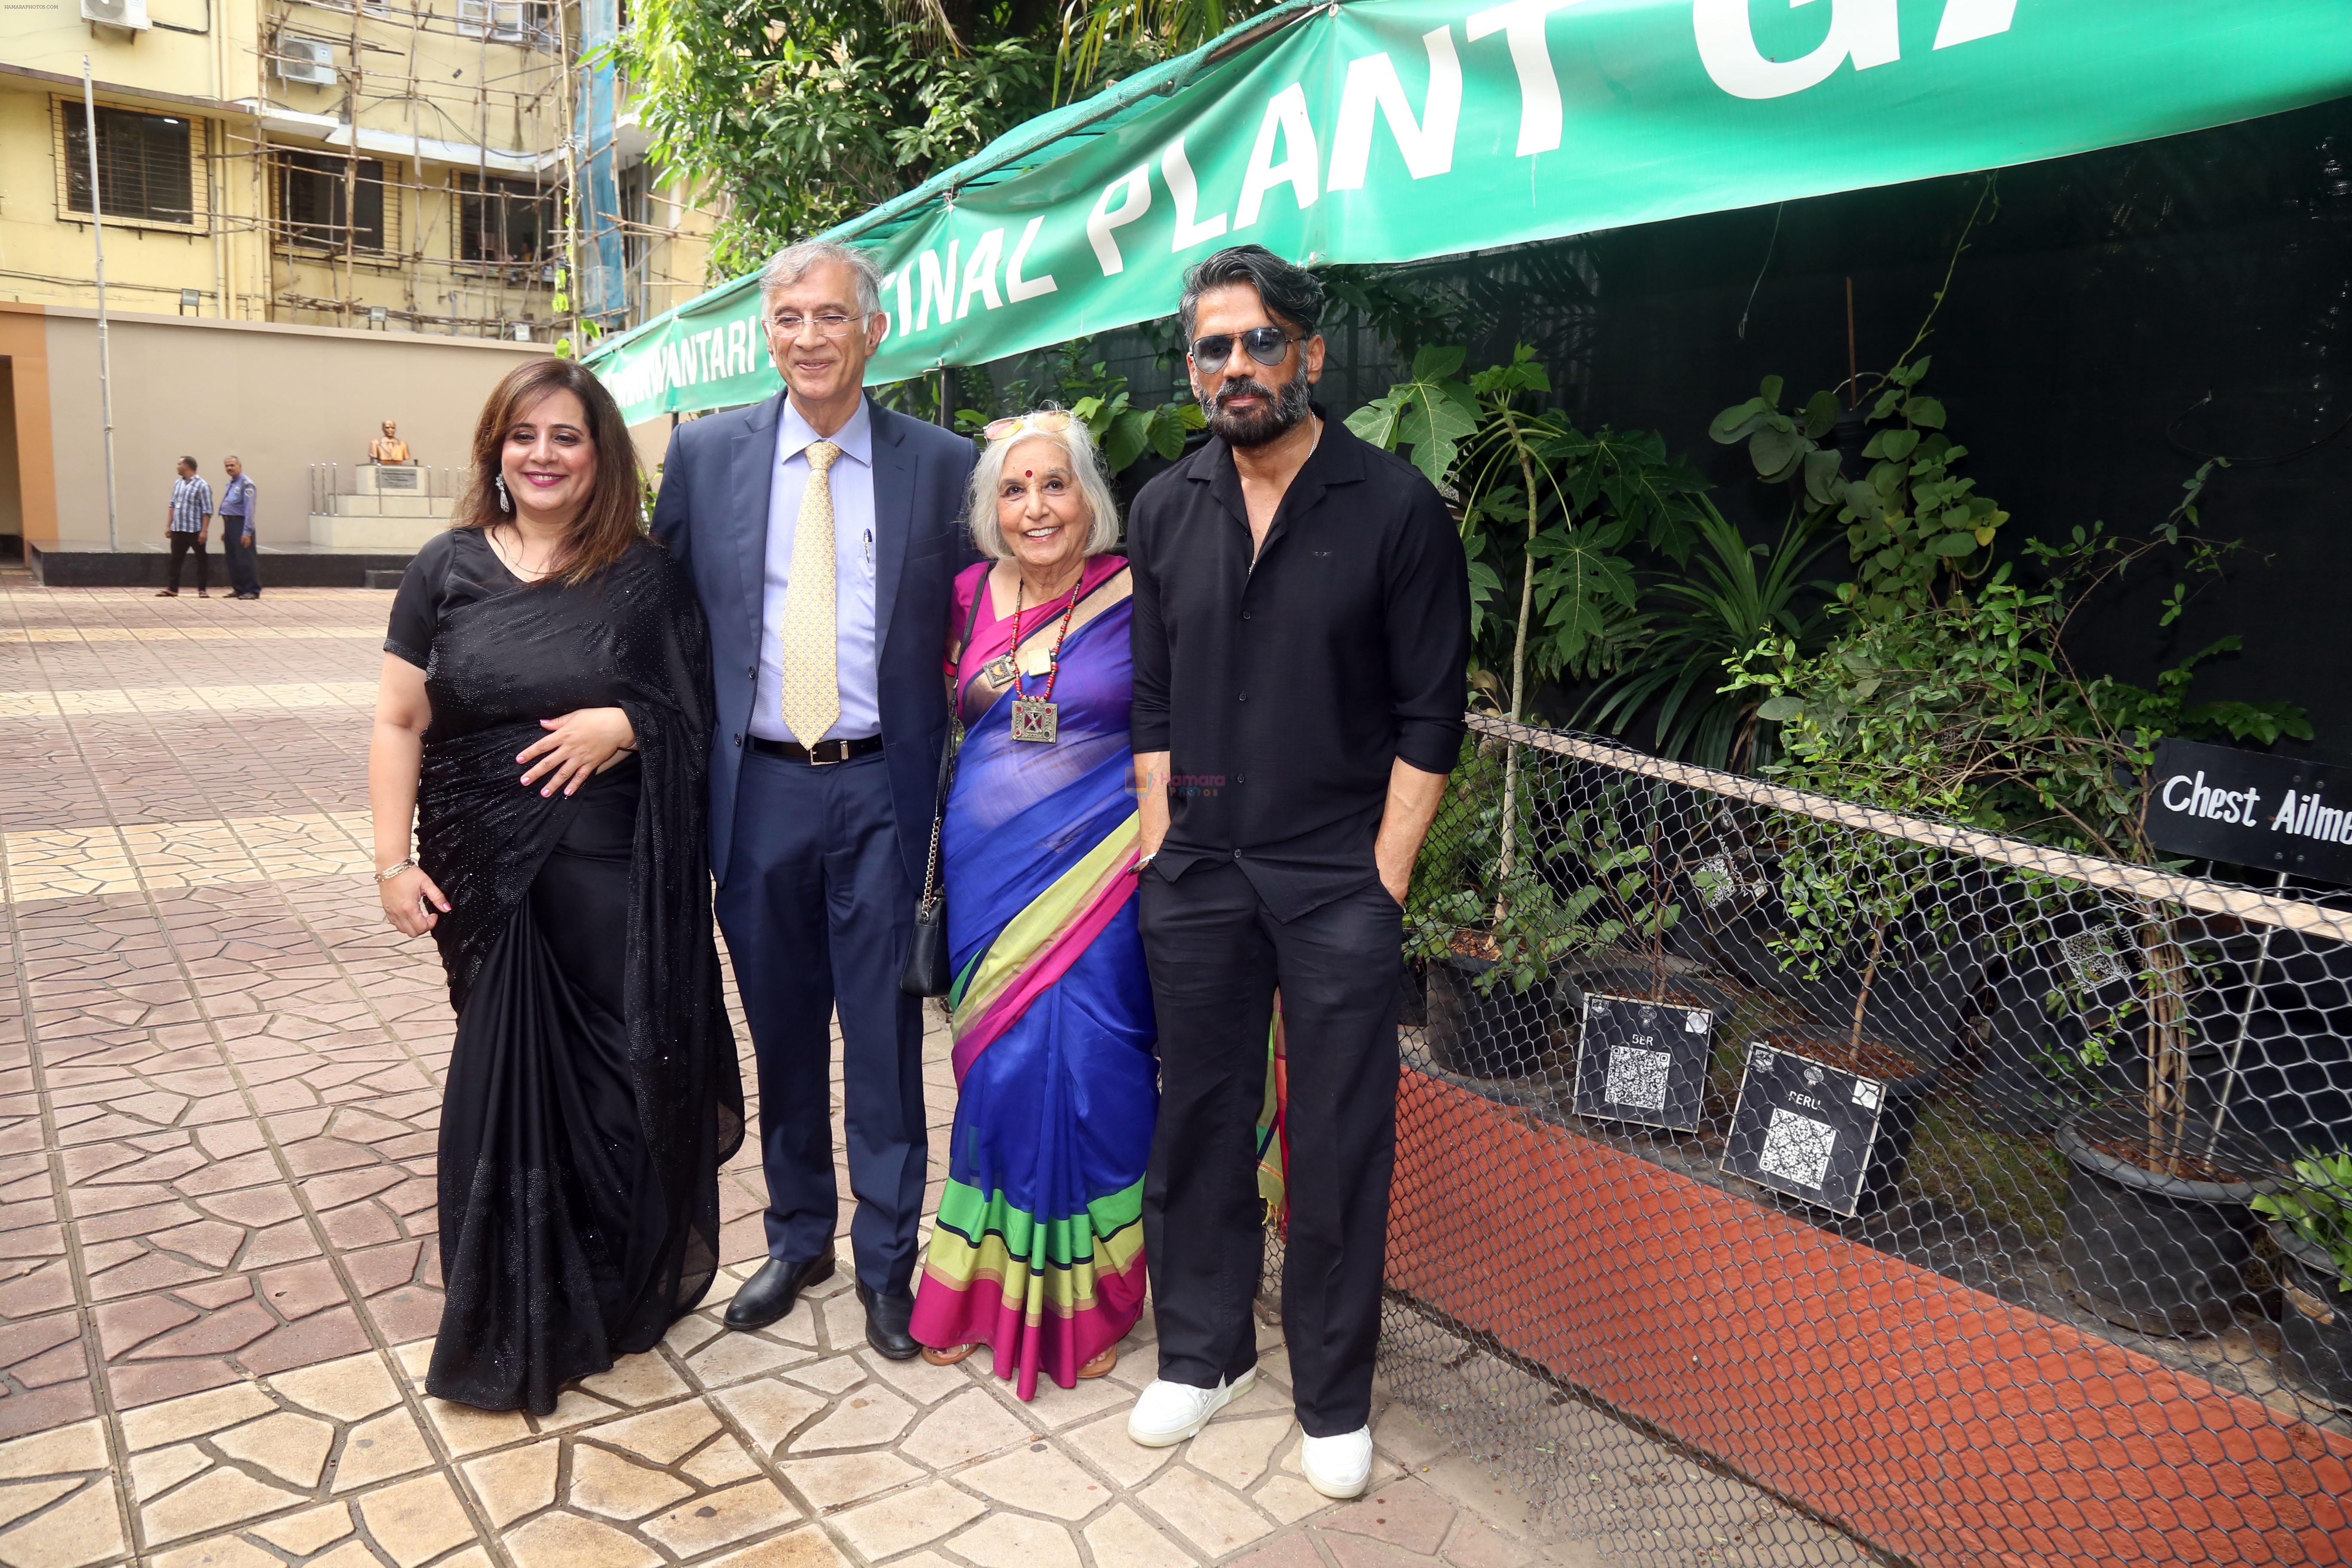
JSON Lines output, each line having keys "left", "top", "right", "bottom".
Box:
{"left": 651, "top": 392, "right": 978, "bottom": 888}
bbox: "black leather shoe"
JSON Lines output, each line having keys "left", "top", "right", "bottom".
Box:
{"left": 857, "top": 1282, "right": 920, "bottom": 1360}
{"left": 724, "top": 1253, "right": 835, "bottom": 1331}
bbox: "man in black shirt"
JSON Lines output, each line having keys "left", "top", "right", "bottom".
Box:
{"left": 1123, "top": 245, "right": 1470, "bottom": 1498}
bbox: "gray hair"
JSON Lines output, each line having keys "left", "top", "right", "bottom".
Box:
{"left": 964, "top": 411, "right": 1122, "bottom": 562}
{"left": 1178, "top": 243, "right": 1325, "bottom": 344}
{"left": 762, "top": 240, "right": 882, "bottom": 316}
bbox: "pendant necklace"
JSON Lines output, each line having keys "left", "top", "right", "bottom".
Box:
{"left": 1008, "top": 570, "right": 1083, "bottom": 744}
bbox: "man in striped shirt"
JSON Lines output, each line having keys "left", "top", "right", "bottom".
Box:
{"left": 160, "top": 456, "right": 213, "bottom": 599}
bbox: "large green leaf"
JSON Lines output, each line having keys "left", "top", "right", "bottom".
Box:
{"left": 1750, "top": 424, "right": 1808, "bottom": 482}
{"left": 1345, "top": 345, "right": 1478, "bottom": 486}
{"left": 1102, "top": 407, "right": 1152, "bottom": 474}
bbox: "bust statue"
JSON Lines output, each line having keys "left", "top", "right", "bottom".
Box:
{"left": 369, "top": 420, "right": 413, "bottom": 466}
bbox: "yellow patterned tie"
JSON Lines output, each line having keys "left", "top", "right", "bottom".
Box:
{"left": 778, "top": 440, "right": 842, "bottom": 744}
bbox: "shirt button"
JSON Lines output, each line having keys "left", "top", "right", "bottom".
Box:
{"left": 1233, "top": 849, "right": 1243, "bottom": 860}
{"left": 1235, "top": 774, "right": 1246, "bottom": 784}
{"left": 1241, "top": 611, "right": 1252, "bottom": 620}
{"left": 1237, "top": 692, "right": 1247, "bottom": 702}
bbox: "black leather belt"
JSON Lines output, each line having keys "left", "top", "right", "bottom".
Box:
{"left": 748, "top": 734, "right": 884, "bottom": 764}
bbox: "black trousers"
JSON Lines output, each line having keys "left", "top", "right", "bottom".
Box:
{"left": 219, "top": 520, "right": 260, "bottom": 596}
{"left": 1139, "top": 861, "right": 1402, "bottom": 1435}
{"left": 166, "top": 532, "right": 208, "bottom": 593}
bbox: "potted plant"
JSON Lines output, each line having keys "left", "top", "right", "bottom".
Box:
{"left": 1730, "top": 450, "right": 2306, "bottom": 1321}
{"left": 2251, "top": 1150, "right": 2352, "bottom": 1411}
{"left": 1546, "top": 775, "right": 1702, "bottom": 1009}
{"left": 1408, "top": 741, "right": 1635, "bottom": 1082}
{"left": 1366, "top": 346, "right": 1706, "bottom": 1080}
{"left": 1749, "top": 813, "right": 1951, "bottom": 1214}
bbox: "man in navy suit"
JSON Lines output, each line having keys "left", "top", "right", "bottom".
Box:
{"left": 651, "top": 239, "right": 976, "bottom": 1356}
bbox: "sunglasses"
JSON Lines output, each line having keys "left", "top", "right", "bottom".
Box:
{"left": 982, "top": 410, "right": 1076, "bottom": 443}
{"left": 1190, "top": 326, "right": 1305, "bottom": 374}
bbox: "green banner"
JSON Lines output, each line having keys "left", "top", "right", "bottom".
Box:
{"left": 591, "top": 0, "right": 2352, "bottom": 424}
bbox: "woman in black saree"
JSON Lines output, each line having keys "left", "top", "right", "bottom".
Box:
{"left": 368, "top": 358, "right": 743, "bottom": 1414}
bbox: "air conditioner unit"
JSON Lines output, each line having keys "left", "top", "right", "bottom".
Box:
{"left": 276, "top": 37, "right": 337, "bottom": 86}
{"left": 80, "top": 0, "right": 151, "bottom": 32}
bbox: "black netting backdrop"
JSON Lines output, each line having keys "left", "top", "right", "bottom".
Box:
{"left": 1328, "top": 716, "right": 2352, "bottom": 1567}
{"left": 930, "top": 99, "right": 2352, "bottom": 1561}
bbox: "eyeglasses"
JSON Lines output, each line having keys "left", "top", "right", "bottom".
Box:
{"left": 1190, "top": 326, "right": 1305, "bottom": 374}
{"left": 767, "top": 311, "right": 868, "bottom": 338}
{"left": 982, "top": 410, "right": 1076, "bottom": 443}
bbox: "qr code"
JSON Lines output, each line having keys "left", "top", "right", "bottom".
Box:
{"left": 1759, "top": 1107, "right": 1838, "bottom": 1189}
{"left": 2062, "top": 930, "right": 2128, "bottom": 988}
{"left": 1605, "top": 1046, "right": 1672, "bottom": 1112}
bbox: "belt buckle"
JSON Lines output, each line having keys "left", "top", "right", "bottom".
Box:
{"left": 807, "top": 739, "right": 845, "bottom": 766}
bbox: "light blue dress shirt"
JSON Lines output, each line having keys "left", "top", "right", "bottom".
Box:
{"left": 751, "top": 397, "right": 879, "bottom": 744}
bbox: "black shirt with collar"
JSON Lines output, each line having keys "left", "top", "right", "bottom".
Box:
{"left": 1128, "top": 404, "right": 1471, "bottom": 922}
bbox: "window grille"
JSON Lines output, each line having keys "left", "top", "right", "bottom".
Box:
{"left": 60, "top": 103, "right": 194, "bottom": 227}
{"left": 278, "top": 153, "right": 387, "bottom": 254}
{"left": 456, "top": 174, "right": 551, "bottom": 269}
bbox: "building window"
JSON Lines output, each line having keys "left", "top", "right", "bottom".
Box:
{"left": 457, "top": 175, "right": 551, "bottom": 268}
{"left": 61, "top": 104, "right": 194, "bottom": 226}
{"left": 456, "top": 0, "right": 554, "bottom": 44}
{"left": 278, "top": 153, "right": 386, "bottom": 253}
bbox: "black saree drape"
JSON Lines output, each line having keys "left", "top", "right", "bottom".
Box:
{"left": 410, "top": 538, "right": 743, "bottom": 1415}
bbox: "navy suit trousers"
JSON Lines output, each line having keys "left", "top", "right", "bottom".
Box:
{"left": 715, "top": 748, "right": 928, "bottom": 1294}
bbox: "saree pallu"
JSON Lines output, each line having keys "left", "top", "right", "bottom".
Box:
{"left": 910, "top": 558, "right": 1157, "bottom": 1398}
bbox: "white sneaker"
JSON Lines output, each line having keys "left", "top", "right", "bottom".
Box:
{"left": 1125, "top": 1367, "right": 1257, "bottom": 1447}
{"left": 1300, "top": 1426, "right": 1373, "bottom": 1499}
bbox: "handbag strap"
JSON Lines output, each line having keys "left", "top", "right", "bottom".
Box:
{"left": 916, "top": 572, "right": 993, "bottom": 914}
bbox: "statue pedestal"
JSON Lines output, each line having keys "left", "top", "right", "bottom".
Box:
{"left": 354, "top": 463, "right": 422, "bottom": 495}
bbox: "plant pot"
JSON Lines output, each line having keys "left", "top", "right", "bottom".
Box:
{"left": 1557, "top": 962, "right": 1725, "bottom": 1020}
{"left": 1397, "top": 957, "right": 1428, "bottom": 1029}
{"left": 2056, "top": 1118, "right": 2263, "bottom": 1337}
{"left": 2266, "top": 1220, "right": 2352, "bottom": 1412}
{"left": 1423, "top": 954, "right": 1553, "bottom": 1082}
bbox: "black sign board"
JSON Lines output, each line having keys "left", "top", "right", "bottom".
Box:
{"left": 1720, "top": 1042, "right": 1888, "bottom": 1218}
{"left": 1571, "top": 992, "right": 1712, "bottom": 1131}
{"left": 2147, "top": 738, "right": 2352, "bottom": 886}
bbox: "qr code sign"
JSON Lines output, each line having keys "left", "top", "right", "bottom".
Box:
{"left": 1759, "top": 1107, "right": 1838, "bottom": 1190}
{"left": 1605, "top": 1046, "right": 1672, "bottom": 1112}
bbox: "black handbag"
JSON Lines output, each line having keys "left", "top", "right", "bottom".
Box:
{"left": 900, "top": 580, "right": 990, "bottom": 998}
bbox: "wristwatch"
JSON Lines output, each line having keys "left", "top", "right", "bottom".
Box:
{"left": 374, "top": 858, "right": 416, "bottom": 883}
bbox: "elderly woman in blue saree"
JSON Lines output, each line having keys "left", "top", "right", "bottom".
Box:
{"left": 909, "top": 410, "right": 1158, "bottom": 1397}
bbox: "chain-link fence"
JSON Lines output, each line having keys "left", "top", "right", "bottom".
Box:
{"left": 1373, "top": 716, "right": 2352, "bottom": 1566}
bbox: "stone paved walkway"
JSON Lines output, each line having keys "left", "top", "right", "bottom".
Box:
{"left": 0, "top": 580, "right": 1594, "bottom": 1568}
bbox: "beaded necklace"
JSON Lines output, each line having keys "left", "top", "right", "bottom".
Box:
{"left": 1007, "top": 567, "right": 1084, "bottom": 744}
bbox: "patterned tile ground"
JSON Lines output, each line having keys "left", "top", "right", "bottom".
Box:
{"left": 0, "top": 579, "right": 1608, "bottom": 1568}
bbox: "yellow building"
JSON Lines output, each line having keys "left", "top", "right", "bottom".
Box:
{"left": 1, "top": 0, "right": 712, "bottom": 331}
{"left": 0, "top": 0, "right": 710, "bottom": 569}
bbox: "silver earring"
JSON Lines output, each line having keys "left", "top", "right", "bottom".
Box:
{"left": 495, "top": 475, "right": 511, "bottom": 513}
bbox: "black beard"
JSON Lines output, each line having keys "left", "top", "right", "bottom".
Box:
{"left": 1200, "top": 374, "right": 1313, "bottom": 448}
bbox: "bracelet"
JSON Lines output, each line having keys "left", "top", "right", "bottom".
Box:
{"left": 374, "top": 859, "right": 416, "bottom": 884}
